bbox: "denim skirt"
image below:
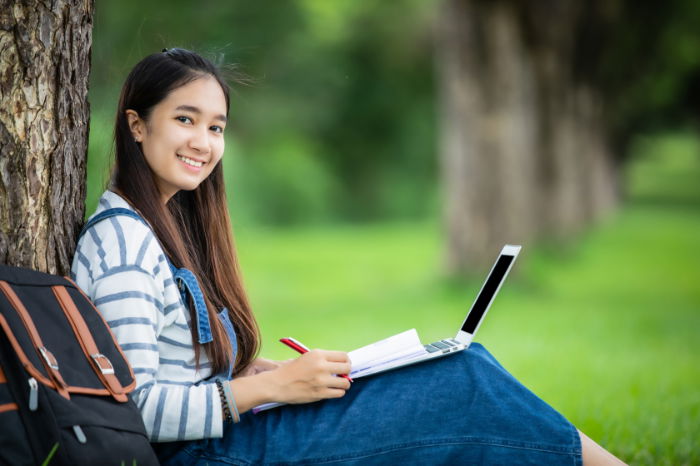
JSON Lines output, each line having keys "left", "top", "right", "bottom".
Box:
{"left": 154, "top": 343, "right": 582, "bottom": 465}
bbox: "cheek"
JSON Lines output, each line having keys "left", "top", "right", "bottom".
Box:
{"left": 139, "top": 141, "right": 159, "bottom": 167}
{"left": 212, "top": 141, "right": 225, "bottom": 163}
{"left": 208, "top": 157, "right": 223, "bottom": 175}
{"left": 142, "top": 127, "right": 173, "bottom": 161}
{"left": 205, "top": 148, "right": 224, "bottom": 174}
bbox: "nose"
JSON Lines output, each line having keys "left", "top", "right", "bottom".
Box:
{"left": 188, "top": 125, "right": 210, "bottom": 154}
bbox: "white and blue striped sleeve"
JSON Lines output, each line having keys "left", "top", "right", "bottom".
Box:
{"left": 72, "top": 217, "right": 223, "bottom": 441}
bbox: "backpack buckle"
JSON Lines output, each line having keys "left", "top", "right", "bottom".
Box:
{"left": 39, "top": 347, "right": 59, "bottom": 370}
{"left": 91, "top": 353, "right": 115, "bottom": 375}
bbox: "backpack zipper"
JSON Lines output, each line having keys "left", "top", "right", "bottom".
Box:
{"left": 72, "top": 425, "right": 87, "bottom": 444}
{"left": 28, "top": 377, "right": 38, "bottom": 411}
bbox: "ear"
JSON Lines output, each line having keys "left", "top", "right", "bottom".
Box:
{"left": 125, "top": 109, "right": 145, "bottom": 142}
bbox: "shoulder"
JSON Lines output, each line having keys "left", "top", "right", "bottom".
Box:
{"left": 73, "top": 192, "right": 169, "bottom": 281}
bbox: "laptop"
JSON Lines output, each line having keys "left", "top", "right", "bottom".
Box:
{"left": 349, "top": 244, "right": 521, "bottom": 378}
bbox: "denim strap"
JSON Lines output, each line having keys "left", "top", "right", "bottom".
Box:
{"left": 79, "top": 207, "right": 214, "bottom": 345}
{"left": 78, "top": 208, "right": 147, "bottom": 242}
{"left": 217, "top": 308, "right": 238, "bottom": 377}
{"left": 169, "top": 265, "right": 214, "bottom": 344}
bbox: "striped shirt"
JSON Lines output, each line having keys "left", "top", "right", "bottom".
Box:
{"left": 71, "top": 190, "right": 223, "bottom": 441}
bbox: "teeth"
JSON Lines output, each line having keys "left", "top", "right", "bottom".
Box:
{"left": 177, "top": 155, "right": 203, "bottom": 168}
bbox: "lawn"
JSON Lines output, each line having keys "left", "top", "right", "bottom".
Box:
{"left": 235, "top": 133, "right": 700, "bottom": 465}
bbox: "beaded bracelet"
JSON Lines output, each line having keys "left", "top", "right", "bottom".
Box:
{"left": 215, "top": 380, "right": 234, "bottom": 423}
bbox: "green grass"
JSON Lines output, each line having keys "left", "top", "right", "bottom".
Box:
{"left": 233, "top": 132, "right": 700, "bottom": 465}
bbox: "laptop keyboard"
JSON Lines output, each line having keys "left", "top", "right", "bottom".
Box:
{"left": 424, "top": 339, "right": 462, "bottom": 353}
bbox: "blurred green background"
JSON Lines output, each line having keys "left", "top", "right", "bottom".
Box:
{"left": 86, "top": 1, "right": 700, "bottom": 464}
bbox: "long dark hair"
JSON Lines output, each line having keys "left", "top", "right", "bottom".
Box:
{"left": 113, "top": 48, "right": 259, "bottom": 375}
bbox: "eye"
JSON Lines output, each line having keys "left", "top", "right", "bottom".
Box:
{"left": 210, "top": 125, "right": 224, "bottom": 134}
{"left": 176, "top": 116, "right": 193, "bottom": 124}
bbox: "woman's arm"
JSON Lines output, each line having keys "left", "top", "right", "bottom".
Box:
{"left": 88, "top": 264, "right": 226, "bottom": 440}
{"left": 230, "top": 349, "right": 353, "bottom": 413}
{"left": 73, "top": 218, "right": 226, "bottom": 441}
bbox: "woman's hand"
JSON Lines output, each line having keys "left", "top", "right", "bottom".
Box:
{"left": 238, "top": 357, "right": 285, "bottom": 377}
{"left": 228, "top": 350, "right": 352, "bottom": 415}
{"left": 263, "top": 349, "right": 352, "bottom": 404}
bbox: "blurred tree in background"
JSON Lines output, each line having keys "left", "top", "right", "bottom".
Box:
{"left": 86, "top": 0, "right": 700, "bottom": 273}
{"left": 438, "top": 0, "right": 700, "bottom": 270}
{"left": 437, "top": 0, "right": 615, "bottom": 271}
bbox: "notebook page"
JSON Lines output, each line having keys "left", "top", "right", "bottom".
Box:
{"left": 348, "top": 328, "right": 425, "bottom": 375}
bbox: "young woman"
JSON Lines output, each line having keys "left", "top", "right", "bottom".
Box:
{"left": 71, "top": 48, "right": 624, "bottom": 465}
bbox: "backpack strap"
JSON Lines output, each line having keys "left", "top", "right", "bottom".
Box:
{"left": 51, "top": 286, "right": 129, "bottom": 402}
{"left": 0, "top": 282, "right": 71, "bottom": 400}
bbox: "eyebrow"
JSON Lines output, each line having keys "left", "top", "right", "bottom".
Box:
{"left": 175, "top": 105, "right": 227, "bottom": 123}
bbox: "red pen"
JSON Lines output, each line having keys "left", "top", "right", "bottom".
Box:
{"left": 280, "top": 337, "right": 353, "bottom": 382}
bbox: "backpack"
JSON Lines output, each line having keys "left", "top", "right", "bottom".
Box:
{"left": 0, "top": 264, "right": 159, "bottom": 466}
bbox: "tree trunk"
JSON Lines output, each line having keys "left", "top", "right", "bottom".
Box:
{"left": 437, "top": 0, "right": 539, "bottom": 272}
{"left": 436, "top": 0, "right": 619, "bottom": 274}
{"left": 0, "top": 0, "right": 93, "bottom": 275}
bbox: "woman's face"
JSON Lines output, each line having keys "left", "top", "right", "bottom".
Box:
{"left": 126, "top": 76, "right": 227, "bottom": 203}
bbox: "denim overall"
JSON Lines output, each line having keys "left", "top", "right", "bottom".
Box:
{"left": 78, "top": 208, "right": 237, "bottom": 377}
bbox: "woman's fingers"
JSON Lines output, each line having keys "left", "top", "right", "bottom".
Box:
{"left": 324, "top": 388, "right": 348, "bottom": 399}
{"left": 304, "top": 354, "right": 352, "bottom": 389}
{"left": 308, "top": 350, "right": 351, "bottom": 374}
{"left": 278, "top": 349, "right": 353, "bottom": 401}
{"left": 324, "top": 375, "right": 352, "bottom": 390}
{"left": 321, "top": 350, "right": 351, "bottom": 363}
{"left": 327, "top": 361, "right": 353, "bottom": 376}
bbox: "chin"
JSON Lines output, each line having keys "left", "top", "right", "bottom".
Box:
{"left": 177, "top": 179, "right": 207, "bottom": 192}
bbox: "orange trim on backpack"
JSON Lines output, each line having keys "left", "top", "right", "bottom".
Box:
{"left": 52, "top": 286, "right": 129, "bottom": 402}
{"left": 64, "top": 277, "right": 137, "bottom": 390}
{"left": 0, "top": 313, "right": 55, "bottom": 388}
{"left": 0, "top": 403, "right": 18, "bottom": 413}
{"left": 0, "top": 314, "right": 117, "bottom": 397}
{"left": 0, "top": 282, "right": 70, "bottom": 400}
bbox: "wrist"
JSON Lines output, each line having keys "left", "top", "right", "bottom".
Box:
{"left": 228, "top": 370, "right": 279, "bottom": 414}
{"left": 255, "top": 369, "right": 282, "bottom": 402}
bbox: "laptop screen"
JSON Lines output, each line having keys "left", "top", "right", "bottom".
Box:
{"left": 461, "top": 253, "right": 515, "bottom": 334}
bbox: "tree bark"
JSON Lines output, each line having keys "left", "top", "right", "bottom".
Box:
{"left": 0, "top": 0, "right": 93, "bottom": 275}
{"left": 436, "top": 0, "right": 619, "bottom": 273}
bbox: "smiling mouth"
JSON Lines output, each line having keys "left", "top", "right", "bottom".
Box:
{"left": 177, "top": 155, "right": 204, "bottom": 168}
